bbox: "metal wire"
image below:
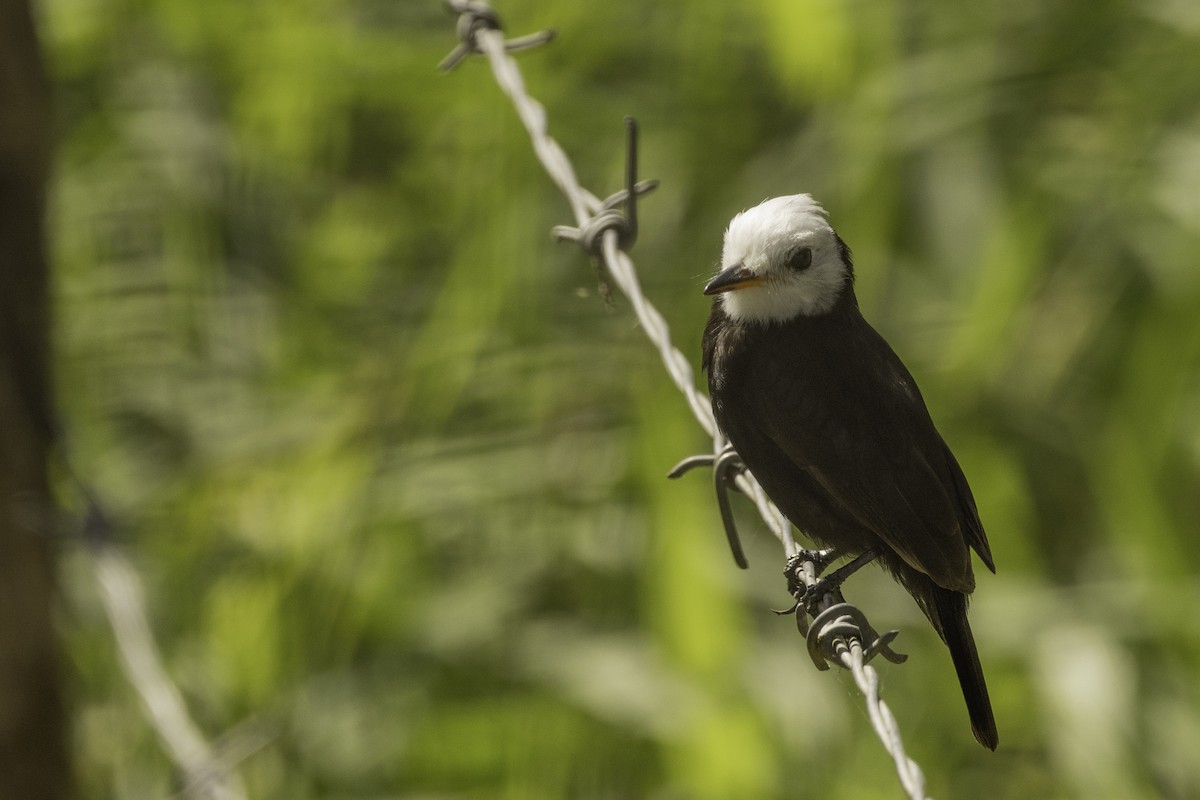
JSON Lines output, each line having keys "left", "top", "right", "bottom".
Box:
{"left": 459, "top": 19, "right": 796, "bottom": 545}
{"left": 93, "top": 545, "right": 248, "bottom": 800}
{"left": 78, "top": 490, "right": 250, "bottom": 800}
{"left": 841, "top": 638, "right": 929, "bottom": 798}
{"left": 439, "top": 4, "right": 930, "bottom": 798}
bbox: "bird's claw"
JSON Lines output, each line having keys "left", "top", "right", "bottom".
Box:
{"left": 780, "top": 547, "right": 883, "bottom": 638}
{"left": 782, "top": 548, "right": 838, "bottom": 599}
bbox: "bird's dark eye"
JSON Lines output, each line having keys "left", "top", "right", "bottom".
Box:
{"left": 786, "top": 247, "right": 813, "bottom": 272}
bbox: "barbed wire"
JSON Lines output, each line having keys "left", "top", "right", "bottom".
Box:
{"left": 439, "top": 3, "right": 930, "bottom": 798}
{"left": 80, "top": 492, "right": 251, "bottom": 800}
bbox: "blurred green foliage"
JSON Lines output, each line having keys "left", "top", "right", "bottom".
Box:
{"left": 45, "top": 0, "right": 1200, "bottom": 797}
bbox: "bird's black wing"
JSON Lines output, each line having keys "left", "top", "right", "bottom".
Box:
{"left": 750, "top": 318, "right": 978, "bottom": 592}
{"left": 939, "top": 434, "right": 994, "bottom": 573}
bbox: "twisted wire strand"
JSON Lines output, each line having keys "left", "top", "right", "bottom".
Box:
{"left": 93, "top": 545, "right": 248, "bottom": 800}
{"left": 478, "top": 24, "right": 797, "bottom": 551}
{"left": 444, "top": 6, "right": 930, "bottom": 798}
{"left": 840, "top": 640, "right": 928, "bottom": 798}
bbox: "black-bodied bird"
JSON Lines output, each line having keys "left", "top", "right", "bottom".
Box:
{"left": 701, "top": 194, "right": 998, "bottom": 749}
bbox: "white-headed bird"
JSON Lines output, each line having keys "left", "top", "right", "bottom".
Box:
{"left": 702, "top": 194, "right": 998, "bottom": 749}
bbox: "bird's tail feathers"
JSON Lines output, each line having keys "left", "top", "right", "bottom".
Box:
{"left": 932, "top": 587, "right": 998, "bottom": 750}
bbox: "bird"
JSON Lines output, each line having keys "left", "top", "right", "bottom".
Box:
{"left": 700, "top": 194, "right": 998, "bottom": 750}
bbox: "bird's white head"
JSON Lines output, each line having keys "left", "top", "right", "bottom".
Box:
{"left": 704, "top": 194, "right": 852, "bottom": 324}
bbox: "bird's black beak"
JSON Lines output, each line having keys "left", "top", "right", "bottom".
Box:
{"left": 703, "top": 264, "right": 763, "bottom": 295}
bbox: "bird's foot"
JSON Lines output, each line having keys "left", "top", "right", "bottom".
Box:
{"left": 777, "top": 549, "right": 907, "bottom": 668}
{"left": 781, "top": 547, "right": 879, "bottom": 617}
{"left": 797, "top": 548, "right": 839, "bottom": 574}
{"left": 775, "top": 549, "right": 834, "bottom": 630}
{"left": 803, "top": 548, "right": 879, "bottom": 613}
{"left": 778, "top": 548, "right": 837, "bottom": 603}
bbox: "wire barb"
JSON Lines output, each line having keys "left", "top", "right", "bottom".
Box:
{"left": 803, "top": 604, "right": 907, "bottom": 671}
{"left": 552, "top": 118, "right": 660, "bottom": 258}
{"left": 668, "top": 445, "right": 748, "bottom": 569}
{"left": 438, "top": 0, "right": 555, "bottom": 72}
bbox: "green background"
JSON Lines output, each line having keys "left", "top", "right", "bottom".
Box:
{"left": 48, "top": 0, "right": 1200, "bottom": 797}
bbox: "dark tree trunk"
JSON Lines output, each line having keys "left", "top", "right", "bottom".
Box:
{"left": 0, "top": 0, "right": 70, "bottom": 797}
